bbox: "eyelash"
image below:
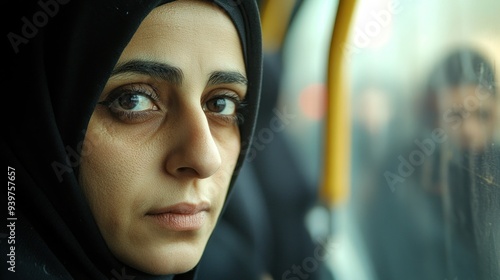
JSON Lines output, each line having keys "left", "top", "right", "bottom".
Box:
{"left": 97, "top": 84, "right": 247, "bottom": 125}
{"left": 97, "top": 84, "right": 160, "bottom": 122}
{"left": 206, "top": 92, "right": 248, "bottom": 125}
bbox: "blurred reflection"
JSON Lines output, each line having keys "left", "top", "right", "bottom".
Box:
{"left": 430, "top": 48, "right": 498, "bottom": 154}
{"left": 424, "top": 47, "right": 500, "bottom": 280}
{"left": 345, "top": 1, "right": 499, "bottom": 280}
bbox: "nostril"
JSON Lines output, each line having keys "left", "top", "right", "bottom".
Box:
{"left": 176, "top": 167, "right": 198, "bottom": 176}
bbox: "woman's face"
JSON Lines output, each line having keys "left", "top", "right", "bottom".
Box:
{"left": 79, "top": 0, "right": 246, "bottom": 275}
{"left": 439, "top": 85, "right": 497, "bottom": 153}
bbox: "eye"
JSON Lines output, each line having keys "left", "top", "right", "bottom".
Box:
{"left": 109, "top": 92, "right": 157, "bottom": 112}
{"left": 98, "top": 84, "right": 160, "bottom": 122}
{"left": 103, "top": 90, "right": 158, "bottom": 113}
{"left": 205, "top": 97, "right": 237, "bottom": 115}
{"left": 203, "top": 92, "right": 246, "bottom": 125}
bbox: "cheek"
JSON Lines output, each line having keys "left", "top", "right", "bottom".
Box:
{"left": 215, "top": 127, "right": 241, "bottom": 172}
{"left": 209, "top": 127, "right": 241, "bottom": 204}
{"left": 78, "top": 116, "right": 151, "bottom": 233}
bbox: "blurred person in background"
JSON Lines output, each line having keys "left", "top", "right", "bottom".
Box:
{"left": 423, "top": 46, "right": 499, "bottom": 280}
{"left": 354, "top": 46, "right": 499, "bottom": 280}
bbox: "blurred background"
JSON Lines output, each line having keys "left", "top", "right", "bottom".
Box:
{"left": 198, "top": 0, "right": 500, "bottom": 279}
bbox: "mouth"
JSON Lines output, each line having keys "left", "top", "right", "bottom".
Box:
{"left": 146, "top": 202, "right": 210, "bottom": 231}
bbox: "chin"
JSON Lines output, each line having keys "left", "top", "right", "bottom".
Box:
{"left": 124, "top": 240, "right": 207, "bottom": 276}
{"left": 143, "top": 259, "right": 199, "bottom": 276}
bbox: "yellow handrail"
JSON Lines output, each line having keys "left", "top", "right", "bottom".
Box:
{"left": 320, "top": 0, "right": 357, "bottom": 208}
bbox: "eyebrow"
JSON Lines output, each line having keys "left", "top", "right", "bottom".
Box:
{"left": 111, "top": 59, "right": 248, "bottom": 88}
{"left": 207, "top": 71, "right": 248, "bottom": 87}
{"left": 111, "top": 60, "right": 183, "bottom": 85}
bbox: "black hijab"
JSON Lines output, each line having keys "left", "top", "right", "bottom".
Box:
{"left": 3, "top": 0, "right": 262, "bottom": 279}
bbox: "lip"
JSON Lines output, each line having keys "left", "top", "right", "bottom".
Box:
{"left": 146, "top": 202, "right": 209, "bottom": 231}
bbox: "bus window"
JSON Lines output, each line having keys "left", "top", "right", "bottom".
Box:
{"left": 340, "top": 0, "right": 500, "bottom": 279}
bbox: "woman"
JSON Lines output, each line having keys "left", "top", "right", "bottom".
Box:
{"left": 4, "top": 0, "right": 262, "bottom": 279}
{"left": 424, "top": 47, "right": 499, "bottom": 280}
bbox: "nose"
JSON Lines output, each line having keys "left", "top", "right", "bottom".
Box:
{"left": 165, "top": 104, "right": 222, "bottom": 179}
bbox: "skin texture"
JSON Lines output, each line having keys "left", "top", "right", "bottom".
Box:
{"left": 78, "top": 0, "right": 247, "bottom": 275}
{"left": 439, "top": 85, "right": 497, "bottom": 153}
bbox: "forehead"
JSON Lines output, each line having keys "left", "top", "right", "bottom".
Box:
{"left": 147, "top": 0, "right": 232, "bottom": 33}
{"left": 116, "top": 0, "right": 246, "bottom": 76}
